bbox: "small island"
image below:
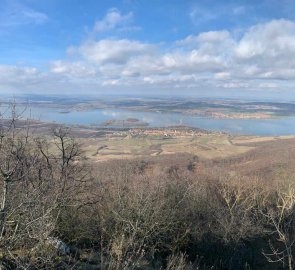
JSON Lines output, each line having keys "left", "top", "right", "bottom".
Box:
{"left": 102, "top": 118, "right": 149, "bottom": 127}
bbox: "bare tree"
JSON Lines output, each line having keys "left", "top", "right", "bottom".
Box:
{"left": 0, "top": 105, "right": 87, "bottom": 268}
{"left": 263, "top": 184, "right": 295, "bottom": 270}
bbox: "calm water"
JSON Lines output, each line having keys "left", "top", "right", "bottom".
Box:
{"left": 18, "top": 106, "right": 295, "bottom": 136}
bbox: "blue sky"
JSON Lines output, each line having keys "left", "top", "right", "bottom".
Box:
{"left": 1, "top": 0, "right": 295, "bottom": 99}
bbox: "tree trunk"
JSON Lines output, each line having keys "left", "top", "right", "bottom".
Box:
{"left": 0, "top": 179, "right": 8, "bottom": 238}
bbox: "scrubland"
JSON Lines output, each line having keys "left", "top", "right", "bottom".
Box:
{"left": 1, "top": 117, "right": 295, "bottom": 269}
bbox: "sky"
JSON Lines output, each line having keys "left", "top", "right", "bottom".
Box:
{"left": 1, "top": 0, "right": 295, "bottom": 99}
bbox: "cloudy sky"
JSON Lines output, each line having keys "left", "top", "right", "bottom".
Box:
{"left": 1, "top": 0, "right": 295, "bottom": 99}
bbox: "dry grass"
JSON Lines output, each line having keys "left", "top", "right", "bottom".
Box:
{"left": 79, "top": 132, "right": 262, "bottom": 162}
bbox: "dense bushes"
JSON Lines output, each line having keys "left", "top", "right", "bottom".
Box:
{"left": 0, "top": 124, "right": 295, "bottom": 269}
{"left": 57, "top": 158, "right": 295, "bottom": 269}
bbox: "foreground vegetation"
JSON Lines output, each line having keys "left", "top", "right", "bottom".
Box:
{"left": 1, "top": 115, "right": 295, "bottom": 269}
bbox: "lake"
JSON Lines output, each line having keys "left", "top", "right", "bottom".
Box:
{"left": 15, "top": 106, "right": 295, "bottom": 136}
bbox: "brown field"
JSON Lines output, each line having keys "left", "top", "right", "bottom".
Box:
{"left": 78, "top": 128, "right": 295, "bottom": 165}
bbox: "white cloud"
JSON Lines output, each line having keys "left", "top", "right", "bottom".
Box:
{"left": 0, "top": 65, "right": 41, "bottom": 82}
{"left": 78, "top": 39, "right": 154, "bottom": 65}
{"left": 0, "top": 65, "right": 48, "bottom": 94}
{"left": 235, "top": 19, "right": 295, "bottom": 61}
{"left": 3, "top": 19, "right": 295, "bottom": 95}
{"left": 0, "top": 1, "right": 48, "bottom": 27}
{"left": 46, "top": 20, "right": 295, "bottom": 91}
{"left": 22, "top": 9, "right": 48, "bottom": 24}
{"left": 197, "top": 31, "right": 231, "bottom": 43}
{"left": 233, "top": 19, "right": 295, "bottom": 80}
{"left": 189, "top": 6, "right": 217, "bottom": 26}
{"left": 94, "top": 8, "right": 133, "bottom": 32}
{"left": 50, "top": 61, "right": 98, "bottom": 78}
{"left": 214, "top": 72, "right": 231, "bottom": 80}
